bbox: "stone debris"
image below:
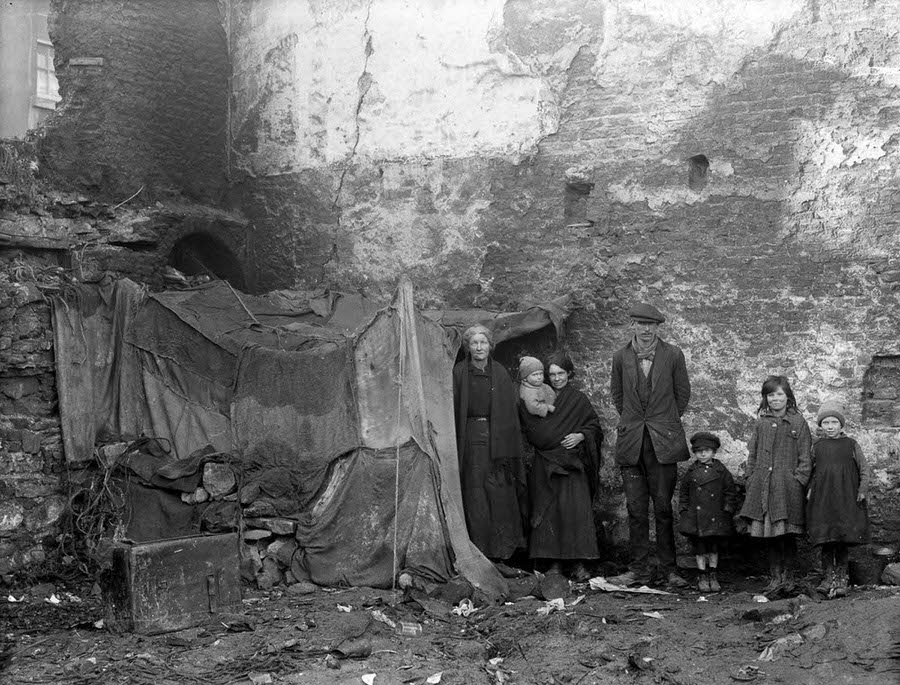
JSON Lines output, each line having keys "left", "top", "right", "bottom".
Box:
{"left": 201, "top": 462, "right": 236, "bottom": 499}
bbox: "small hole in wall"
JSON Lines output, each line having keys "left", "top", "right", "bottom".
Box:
{"left": 564, "top": 181, "right": 593, "bottom": 221}
{"left": 862, "top": 356, "right": 900, "bottom": 426}
{"left": 688, "top": 154, "right": 709, "bottom": 191}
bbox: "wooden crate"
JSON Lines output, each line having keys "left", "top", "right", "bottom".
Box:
{"left": 103, "top": 533, "right": 242, "bottom": 634}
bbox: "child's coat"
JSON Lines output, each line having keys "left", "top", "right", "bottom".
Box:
{"left": 678, "top": 459, "right": 739, "bottom": 538}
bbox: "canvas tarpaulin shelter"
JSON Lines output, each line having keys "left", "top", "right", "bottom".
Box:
{"left": 52, "top": 276, "right": 571, "bottom": 596}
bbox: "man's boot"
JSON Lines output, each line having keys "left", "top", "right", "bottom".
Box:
{"left": 708, "top": 569, "right": 721, "bottom": 592}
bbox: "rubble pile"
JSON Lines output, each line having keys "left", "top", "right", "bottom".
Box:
{"left": 85, "top": 440, "right": 307, "bottom": 591}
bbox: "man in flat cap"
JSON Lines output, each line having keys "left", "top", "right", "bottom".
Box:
{"left": 609, "top": 302, "right": 691, "bottom": 588}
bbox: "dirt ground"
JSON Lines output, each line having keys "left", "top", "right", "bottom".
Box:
{"left": 1, "top": 570, "right": 898, "bottom": 685}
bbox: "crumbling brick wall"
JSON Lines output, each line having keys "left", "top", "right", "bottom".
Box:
{"left": 6, "top": 0, "right": 900, "bottom": 574}
{"left": 229, "top": 0, "right": 900, "bottom": 548}
{"left": 38, "top": 0, "right": 229, "bottom": 203}
{"left": 0, "top": 139, "right": 247, "bottom": 575}
{"left": 0, "top": 263, "right": 64, "bottom": 576}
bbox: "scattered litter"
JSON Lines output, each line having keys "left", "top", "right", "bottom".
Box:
{"left": 249, "top": 673, "right": 273, "bottom": 685}
{"left": 730, "top": 665, "right": 762, "bottom": 681}
{"left": 63, "top": 593, "right": 82, "bottom": 603}
{"left": 219, "top": 613, "right": 256, "bottom": 632}
{"left": 589, "top": 577, "right": 672, "bottom": 595}
{"left": 697, "top": 596, "right": 708, "bottom": 602}
{"left": 362, "top": 674, "right": 376, "bottom": 685}
{"left": 568, "top": 595, "right": 585, "bottom": 606}
{"left": 331, "top": 638, "right": 374, "bottom": 659}
{"left": 642, "top": 611, "right": 664, "bottom": 620}
{"left": 44, "top": 594, "right": 61, "bottom": 605}
{"left": 337, "top": 604, "right": 353, "bottom": 612}
{"left": 7, "top": 595, "right": 24, "bottom": 603}
{"left": 371, "top": 610, "right": 396, "bottom": 629}
{"left": 485, "top": 656, "right": 513, "bottom": 684}
{"left": 397, "top": 621, "right": 423, "bottom": 636}
{"left": 752, "top": 595, "right": 769, "bottom": 603}
{"left": 451, "top": 598, "right": 478, "bottom": 617}
{"left": 537, "top": 598, "right": 565, "bottom": 615}
{"left": 426, "top": 673, "right": 442, "bottom": 684}
{"left": 770, "top": 613, "right": 793, "bottom": 625}
{"left": 802, "top": 623, "right": 827, "bottom": 640}
{"left": 93, "top": 619, "right": 104, "bottom": 630}
{"left": 757, "top": 633, "right": 803, "bottom": 662}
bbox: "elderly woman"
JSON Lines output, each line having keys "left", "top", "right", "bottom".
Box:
{"left": 519, "top": 352, "right": 602, "bottom": 580}
{"left": 452, "top": 324, "right": 527, "bottom": 561}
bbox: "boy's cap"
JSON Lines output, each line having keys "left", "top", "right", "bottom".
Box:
{"left": 518, "top": 356, "right": 544, "bottom": 379}
{"left": 628, "top": 303, "right": 665, "bottom": 323}
{"left": 817, "top": 400, "right": 845, "bottom": 427}
{"left": 690, "top": 431, "right": 720, "bottom": 452}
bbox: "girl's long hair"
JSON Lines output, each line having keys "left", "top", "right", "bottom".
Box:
{"left": 758, "top": 374, "right": 798, "bottom": 413}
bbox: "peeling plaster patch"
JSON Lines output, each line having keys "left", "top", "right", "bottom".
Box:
{"left": 231, "top": 0, "right": 559, "bottom": 171}
{"left": 494, "top": 0, "right": 605, "bottom": 81}
{"left": 710, "top": 158, "right": 734, "bottom": 177}
{"left": 844, "top": 135, "right": 890, "bottom": 167}
{"left": 621, "top": 0, "right": 803, "bottom": 39}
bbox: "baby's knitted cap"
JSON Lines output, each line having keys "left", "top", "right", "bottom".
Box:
{"left": 518, "top": 356, "right": 544, "bottom": 379}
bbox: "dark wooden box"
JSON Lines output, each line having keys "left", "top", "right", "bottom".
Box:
{"left": 103, "top": 533, "right": 242, "bottom": 634}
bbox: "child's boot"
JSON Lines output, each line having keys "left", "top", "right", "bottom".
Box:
{"left": 708, "top": 569, "right": 721, "bottom": 592}
{"left": 764, "top": 560, "right": 782, "bottom": 592}
{"left": 698, "top": 571, "right": 710, "bottom": 592}
{"left": 816, "top": 548, "right": 834, "bottom": 596}
{"left": 834, "top": 553, "right": 850, "bottom": 597}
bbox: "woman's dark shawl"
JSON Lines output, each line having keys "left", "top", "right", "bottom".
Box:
{"left": 519, "top": 385, "right": 603, "bottom": 497}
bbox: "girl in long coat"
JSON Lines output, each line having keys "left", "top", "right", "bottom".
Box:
{"left": 807, "top": 401, "right": 871, "bottom": 598}
{"left": 739, "top": 375, "right": 812, "bottom": 591}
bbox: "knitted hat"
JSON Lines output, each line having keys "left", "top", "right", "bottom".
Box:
{"left": 690, "top": 431, "right": 721, "bottom": 452}
{"left": 628, "top": 302, "right": 666, "bottom": 323}
{"left": 518, "top": 356, "right": 544, "bottom": 380}
{"left": 817, "top": 400, "right": 845, "bottom": 427}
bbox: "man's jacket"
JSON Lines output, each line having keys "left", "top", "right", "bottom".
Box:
{"left": 610, "top": 338, "right": 691, "bottom": 465}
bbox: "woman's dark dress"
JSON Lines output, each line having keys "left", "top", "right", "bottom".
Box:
{"left": 519, "top": 385, "right": 602, "bottom": 560}
{"left": 806, "top": 436, "right": 870, "bottom": 546}
{"left": 452, "top": 358, "right": 526, "bottom": 560}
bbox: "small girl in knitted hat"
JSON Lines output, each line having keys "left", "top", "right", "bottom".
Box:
{"left": 518, "top": 356, "right": 556, "bottom": 417}
{"left": 806, "top": 401, "right": 872, "bottom": 598}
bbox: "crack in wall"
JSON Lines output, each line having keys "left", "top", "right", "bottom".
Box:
{"left": 332, "top": 0, "right": 374, "bottom": 211}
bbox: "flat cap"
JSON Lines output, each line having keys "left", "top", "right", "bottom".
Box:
{"left": 690, "top": 431, "right": 721, "bottom": 452}
{"left": 628, "top": 302, "right": 666, "bottom": 323}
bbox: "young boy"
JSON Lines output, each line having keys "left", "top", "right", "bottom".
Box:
{"left": 678, "top": 431, "right": 738, "bottom": 592}
{"left": 518, "top": 356, "right": 556, "bottom": 417}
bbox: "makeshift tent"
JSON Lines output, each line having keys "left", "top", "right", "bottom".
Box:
{"left": 52, "top": 276, "right": 571, "bottom": 596}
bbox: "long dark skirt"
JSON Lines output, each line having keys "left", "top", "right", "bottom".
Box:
{"left": 528, "top": 447, "right": 599, "bottom": 560}
{"left": 459, "top": 419, "right": 525, "bottom": 560}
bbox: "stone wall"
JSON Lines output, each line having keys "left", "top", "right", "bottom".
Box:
{"left": 5, "top": 0, "right": 900, "bottom": 572}
{"left": 0, "top": 141, "right": 247, "bottom": 575}
{"left": 229, "top": 0, "right": 900, "bottom": 546}
{"left": 37, "top": 0, "right": 229, "bottom": 203}
{"left": 0, "top": 261, "right": 64, "bottom": 576}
